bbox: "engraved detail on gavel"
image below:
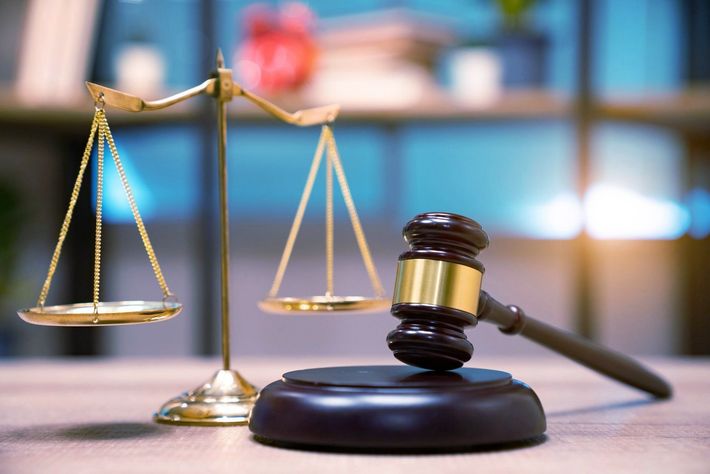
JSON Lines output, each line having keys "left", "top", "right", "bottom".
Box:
{"left": 388, "top": 212, "right": 672, "bottom": 399}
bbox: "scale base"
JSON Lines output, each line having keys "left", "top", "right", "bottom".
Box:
{"left": 250, "top": 365, "right": 546, "bottom": 451}
{"left": 154, "top": 369, "right": 258, "bottom": 426}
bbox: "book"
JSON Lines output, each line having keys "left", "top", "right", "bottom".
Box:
{"left": 302, "top": 9, "right": 455, "bottom": 109}
{"left": 15, "top": 0, "right": 100, "bottom": 106}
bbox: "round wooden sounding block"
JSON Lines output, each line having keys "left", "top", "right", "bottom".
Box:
{"left": 249, "top": 366, "right": 546, "bottom": 450}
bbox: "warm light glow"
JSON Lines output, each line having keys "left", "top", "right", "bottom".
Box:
{"left": 525, "top": 193, "right": 583, "bottom": 239}
{"left": 584, "top": 184, "right": 689, "bottom": 239}
{"left": 523, "top": 185, "right": 690, "bottom": 239}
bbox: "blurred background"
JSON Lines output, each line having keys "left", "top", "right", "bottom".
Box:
{"left": 0, "top": 0, "right": 708, "bottom": 359}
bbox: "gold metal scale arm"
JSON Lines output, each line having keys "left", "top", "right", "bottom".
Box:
{"left": 265, "top": 126, "right": 386, "bottom": 304}
{"left": 85, "top": 79, "right": 341, "bottom": 126}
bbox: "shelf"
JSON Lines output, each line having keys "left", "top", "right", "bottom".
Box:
{"left": 3, "top": 88, "right": 708, "bottom": 132}
{"left": 229, "top": 90, "right": 571, "bottom": 123}
{"left": 0, "top": 89, "right": 570, "bottom": 129}
{"left": 6, "top": 87, "right": 709, "bottom": 131}
{"left": 598, "top": 87, "right": 710, "bottom": 131}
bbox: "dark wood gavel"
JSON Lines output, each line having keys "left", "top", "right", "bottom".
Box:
{"left": 388, "top": 212, "right": 672, "bottom": 399}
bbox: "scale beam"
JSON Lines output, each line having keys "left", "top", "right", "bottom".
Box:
{"left": 236, "top": 87, "right": 340, "bottom": 126}
{"left": 85, "top": 80, "right": 214, "bottom": 112}
{"left": 86, "top": 79, "right": 340, "bottom": 125}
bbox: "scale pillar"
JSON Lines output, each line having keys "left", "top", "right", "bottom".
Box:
{"left": 155, "top": 50, "right": 258, "bottom": 426}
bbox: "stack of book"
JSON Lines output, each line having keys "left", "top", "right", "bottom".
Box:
{"left": 302, "top": 9, "right": 455, "bottom": 110}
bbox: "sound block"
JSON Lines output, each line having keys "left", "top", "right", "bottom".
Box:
{"left": 249, "top": 365, "right": 546, "bottom": 451}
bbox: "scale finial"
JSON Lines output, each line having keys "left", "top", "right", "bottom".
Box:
{"left": 216, "top": 49, "right": 225, "bottom": 68}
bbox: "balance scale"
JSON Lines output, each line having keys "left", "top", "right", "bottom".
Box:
{"left": 17, "top": 51, "right": 388, "bottom": 426}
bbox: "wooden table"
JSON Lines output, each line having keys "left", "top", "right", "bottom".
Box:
{"left": 0, "top": 356, "right": 708, "bottom": 473}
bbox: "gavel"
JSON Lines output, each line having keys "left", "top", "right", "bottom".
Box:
{"left": 388, "top": 212, "right": 672, "bottom": 399}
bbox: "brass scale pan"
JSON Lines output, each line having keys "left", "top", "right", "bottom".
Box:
{"left": 259, "top": 296, "right": 389, "bottom": 314}
{"left": 20, "top": 105, "right": 183, "bottom": 327}
{"left": 18, "top": 301, "right": 182, "bottom": 327}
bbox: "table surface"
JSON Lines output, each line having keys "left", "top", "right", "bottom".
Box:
{"left": 0, "top": 356, "right": 708, "bottom": 474}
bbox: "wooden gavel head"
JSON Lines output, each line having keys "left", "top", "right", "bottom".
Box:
{"left": 388, "top": 212, "right": 489, "bottom": 370}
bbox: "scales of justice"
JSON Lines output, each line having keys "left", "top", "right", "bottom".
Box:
{"left": 15, "top": 49, "right": 673, "bottom": 451}
{"left": 17, "top": 50, "right": 389, "bottom": 426}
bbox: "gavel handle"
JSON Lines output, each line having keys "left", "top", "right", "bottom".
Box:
{"left": 478, "top": 291, "right": 672, "bottom": 399}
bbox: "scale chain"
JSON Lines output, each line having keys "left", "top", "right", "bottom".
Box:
{"left": 93, "top": 113, "right": 105, "bottom": 316}
{"left": 99, "top": 112, "right": 172, "bottom": 299}
{"left": 267, "top": 125, "right": 386, "bottom": 300}
{"left": 325, "top": 135, "right": 334, "bottom": 297}
{"left": 268, "top": 126, "right": 327, "bottom": 297}
{"left": 36, "top": 109, "right": 173, "bottom": 310}
{"left": 324, "top": 126, "right": 386, "bottom": 298}
{"left": 36, "top": 111, "right": 100, "bottom": 308}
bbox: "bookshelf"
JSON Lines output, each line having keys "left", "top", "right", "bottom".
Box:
{"left": 1, "top": 0, "right": 708, "bottom": 357}
{"left": 6, "top": 88, "right": 710, "bottom": 128}
{"left": 598, "top": 88, "right": 710, "bottom": 131}
{"left": 0, "top": 90, "right": 570, "bottom": 127}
